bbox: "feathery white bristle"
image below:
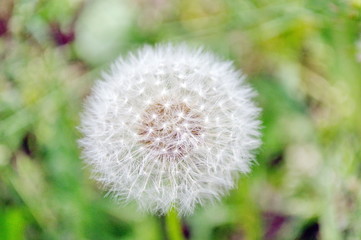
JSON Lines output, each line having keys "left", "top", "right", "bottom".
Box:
{"left": 78, "top": 43, "right": 262, "bottom": 216}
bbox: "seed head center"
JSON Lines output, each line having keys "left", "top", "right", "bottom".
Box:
{"left": 138, "top": 99, "right": 203, "bottom": 159}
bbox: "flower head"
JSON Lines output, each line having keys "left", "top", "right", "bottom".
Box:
{"left": 78, "top": 43, "right": 262, "bottom": 215}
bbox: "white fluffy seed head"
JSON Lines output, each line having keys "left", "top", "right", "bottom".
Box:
{"left": 78, "top": 43, "right": 262, "bottom": 216}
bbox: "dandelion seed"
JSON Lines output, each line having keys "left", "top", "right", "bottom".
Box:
{"left": 78, "top": 43, "right": 262, "bottom": 215}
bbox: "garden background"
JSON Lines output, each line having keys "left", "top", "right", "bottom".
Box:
{"left": 1, "top": 0, "right": 361, "bottom": 239}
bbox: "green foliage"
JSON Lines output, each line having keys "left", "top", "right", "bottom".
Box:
{"left": 1, "top": 0, "right": 361, "bottom": 239}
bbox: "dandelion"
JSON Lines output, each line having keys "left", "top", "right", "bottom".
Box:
{"left": 78, "top": 43, "right": 262, "bottom": 215}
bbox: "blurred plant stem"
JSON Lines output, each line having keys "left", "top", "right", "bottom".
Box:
{"left": 160, "top": 215, "right": 168, "bottom": 240}
{"left": 160, "top": 209, "right": 184, "bottom": 240}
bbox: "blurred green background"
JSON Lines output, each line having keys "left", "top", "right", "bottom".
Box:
{"left": 1, "top": 0, "right": 361, "bottom": 239}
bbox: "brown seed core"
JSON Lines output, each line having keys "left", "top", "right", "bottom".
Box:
{"left": 137, "top": 99, "right": 203, "bottom": 159}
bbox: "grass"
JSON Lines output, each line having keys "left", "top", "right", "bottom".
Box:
{"left": 1, "top": 0, "right": 361, "bottom": 239}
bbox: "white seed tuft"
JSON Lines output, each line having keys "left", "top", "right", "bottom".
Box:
{"left": 78, "top": 43, "right": 262, "bottom": 216}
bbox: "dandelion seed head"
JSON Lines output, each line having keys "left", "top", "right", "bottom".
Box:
{"left": 78, "top": 43, "right": 262, "bottom": 215}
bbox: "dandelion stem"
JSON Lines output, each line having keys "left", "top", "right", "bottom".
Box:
{"left": 166, "top": 209, "right": 184, "bottom": 240}
{"left": 161, "top": 209, "right": 184, "bottom": 240}
{"left": 159, "top": 215, "right": 168, "bottom": 240}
